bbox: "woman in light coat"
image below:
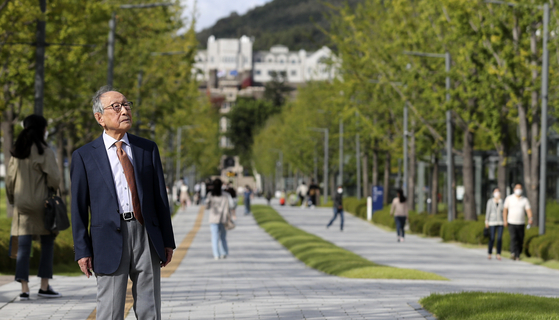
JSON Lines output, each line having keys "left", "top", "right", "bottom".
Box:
{"left": 485, "top": 187, "right": 504, "bottom": 260}
{"left": 390, "top": 189, "right": 408, "bottom": 242}
{"left": 6, "top": 115, "right": 61, "bottom": 300}
{"left": 206, "top": 179, "right": 232, "bottom": 260}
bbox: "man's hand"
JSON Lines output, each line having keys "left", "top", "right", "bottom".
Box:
{"left": 78, "top": 257, "right": 93, "bottom": 278}
{"left": 161, "top": 247, "right": 174, "bottom": 267}
{"left": 504, "top": 221, "right": 508, "bottom": 228}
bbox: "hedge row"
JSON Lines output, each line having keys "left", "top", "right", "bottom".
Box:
{"left": 344, "top": 196, "right": 559, "bottom": 261}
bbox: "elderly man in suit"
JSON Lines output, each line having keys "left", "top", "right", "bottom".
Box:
{"left": 71, "top": 86, "right": 175, "bottom": 319}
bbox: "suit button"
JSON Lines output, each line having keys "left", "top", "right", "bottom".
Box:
{"left": 117, "top": 228, "right": 121, "bottom": 232}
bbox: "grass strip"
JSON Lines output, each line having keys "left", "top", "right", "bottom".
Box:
{"left": 252, "top": 205, "right": 447, "bottom": 280}
{"left": 421, "top": 292, "right": 559, "bottom": 320}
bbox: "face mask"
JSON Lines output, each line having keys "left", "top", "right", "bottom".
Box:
{"left": 514, "top": 189, "right": 523, "bottom": 196}
{"left": 337, "top": 188, "right": 343, "bottom": 194}
{"left": 493, "top": 192, "right": 500, "bottom": 198}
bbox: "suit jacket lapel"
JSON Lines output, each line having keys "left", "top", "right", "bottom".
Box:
{"left": 91, "top": 135, "right": 119, "bottom": 204}
{"left": 128, "top": 134, "right": 145, "bottom": 206}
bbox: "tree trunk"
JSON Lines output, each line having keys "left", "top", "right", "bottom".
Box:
{"left": 431, "top": 154, "right": 438, "bottom": 215}
{"left": 65, "top": 126, "right": 74, "bottom": 204}
{"left": 528, "top": 30, "right": 540, "bottom": 226}
{"left": 408, "top": 123, "right": 416, "bottom": 211}
{"left": 372, "top": 148, "right": 378, "bottom": 186}
{"left": 56, "top": 124, "right": 66, "bottom": 195}
{"left": 1, "top": 107, "right": 14, "bottom": 217}
{"left": 383, "top": 152, "right": 390, "bottom": 205}
{"left": 463, "top": 128, "right": 477, "bottom": 220}
{"left": 362, "top": 152, "right": 369, "bottom": 198}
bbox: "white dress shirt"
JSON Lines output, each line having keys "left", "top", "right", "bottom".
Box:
{"left": 504, "top": 194, "right": 531, "bottom": 225}
{"left": 103, "top": 131, "right": 135, "bottom": 214}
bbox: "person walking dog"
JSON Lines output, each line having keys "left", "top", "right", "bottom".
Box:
{"left": 71, "top": 86, "right": 175, "bottom": 319}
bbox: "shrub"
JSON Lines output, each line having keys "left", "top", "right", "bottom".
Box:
{"left": 408, "top": 212, "right": 428, "bottom": 233}
{"left": 528, "top": 233, "right": 555, "bottom": 260}
{"left": 457, "top": 221, "right": 487, "bottom": 245}
{"left": 371, "top": 206, "right": 395, "bottom": 229}
{"left": 423, "top": 219, "right": 444, "bottom": 237}
{"left": 440, "top": 220, "right": 468, "bottom": 242}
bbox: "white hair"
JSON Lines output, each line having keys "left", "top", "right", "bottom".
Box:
{"left": 91, "top": 85, "right": 115, "bottom": 116}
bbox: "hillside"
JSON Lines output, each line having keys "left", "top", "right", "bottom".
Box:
{"left": 196, "top": 0, "right": 360, "bottom": 51}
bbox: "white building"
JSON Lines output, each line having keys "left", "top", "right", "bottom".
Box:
{"left": 194, "top": 36, "right": 337, "bottom": 84}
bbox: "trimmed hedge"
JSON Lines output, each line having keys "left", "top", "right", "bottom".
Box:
{"left": 344, "top": 196, "right": 559, "bottom": 261}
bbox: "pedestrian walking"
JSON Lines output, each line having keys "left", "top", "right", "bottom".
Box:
{"left": 390, "top": 189, "right": 408, "bottom": 242}
{"left": 244, "top": 185, "right": 253, "bottom": 215}
{"left": 265, "top": 190, "right": 272, "bottom": 206}
{"left": 225, "top": 181, "right": 237, "bottom": 216}
{"left": 307, "top": 179, "right": 320, "bottom": 208}
{"left": 326, "top": 185, "right": 344, "bottom": 231}
{"left": 485, "top": 187, "right": 504, "bottom": 260}
{"left": 71, "top": 86, "right": 175, "bottom": 319}
{"left": 6, "top": 115, "right": 62, "bottom": 301}
{"left": 296, "top": 181, "right": 308, "bottom": 208}
{"left": 503, "top": 183, "right": 533, "bottom": 261}
{"left": 206, "top": 179, "right": 232, "bottom": 260}
{"left": 179, "top": 182, "right": 189, "bottom": 211}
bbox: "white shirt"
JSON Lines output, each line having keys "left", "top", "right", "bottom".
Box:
{"left": 103, "top": 131, "right": 134, "bottom": 214}
{"left": 296, "top": 184, "right": 308, "bottom": 196}
{"left": 504, "top": 194, "right": 531, "bottom": 225}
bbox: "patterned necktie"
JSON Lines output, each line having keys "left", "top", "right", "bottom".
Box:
{"left": 115, "top": 141, "right": 144, "bottom": 225}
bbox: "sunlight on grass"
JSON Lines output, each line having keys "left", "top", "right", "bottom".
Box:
{"left": 421, "top": 292, "right": 559, "bottom": 320}
{"left": 252, "top": 205, "right": 447, "bottom": 281}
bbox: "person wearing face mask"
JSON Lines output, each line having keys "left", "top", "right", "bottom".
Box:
{"left": 327, "top": 185, "right": 344, "bottom": 231}
{"left": 390, "top": 189, "right": 408, "bottom": 242}
{"left": 503, "top": 183, "right": 533, "bottom": 261}
{"left": 485, "top": 187, "right": 504, "bottom": 260}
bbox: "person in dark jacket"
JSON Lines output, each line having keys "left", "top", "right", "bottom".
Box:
{"left": 327, "top": 185, "right": 344, "bottom": 231}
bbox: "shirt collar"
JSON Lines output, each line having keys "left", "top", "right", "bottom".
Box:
{"left": 102, "top": 131, "right": 130, "bottom": 150}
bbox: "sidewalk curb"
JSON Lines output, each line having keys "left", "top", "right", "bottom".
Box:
{"left": 407, "top": 301, "right": 437, "bottom": 320}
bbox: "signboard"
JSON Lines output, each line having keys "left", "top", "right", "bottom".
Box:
{"left": 372, "top": 186, "right": 384, "bottom": 212}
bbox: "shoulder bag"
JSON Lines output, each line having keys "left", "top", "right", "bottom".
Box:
{"left": 44, "top": 187, "right": 70, "bottom": 234}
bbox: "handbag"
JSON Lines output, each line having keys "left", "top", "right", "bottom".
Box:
{"left": 44, "top": 188, "right": 70, "bottom": 234}
{"left": 483, "top": 227, "right": 490, "bottom": 238}
{"left": 224, "top": 212, "right": 236, "bottom": 231}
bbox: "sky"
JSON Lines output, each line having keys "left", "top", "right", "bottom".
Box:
{"left": 181, "top": 0, "right": 273, "bottom": 32}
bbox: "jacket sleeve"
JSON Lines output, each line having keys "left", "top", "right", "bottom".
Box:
{"left": 485, "top": 200, "right": 491, "bottom": 224}
{"left": 70, "top": 150, "right": 93, "bottom": 261}
{"left": 390, "top": 198, "right": 395, "bottom": 215}
{"left": 42, "top": 148, "right": 61, "bottom": 189}
{"left": 6, "top": 157, "right": 16, "bottom": 205}
{"left": 152, "top": 143, "right": 176, "bottom": 249}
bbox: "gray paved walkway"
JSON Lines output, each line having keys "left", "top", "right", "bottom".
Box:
{"left": 6, "top": 198, "right": 556, "bottom": 319}
{"left": 0, "top": 201, "right": 436, "bottom": 319}
{"left": 275, "top": 203, "right": 559, "bottom": 296}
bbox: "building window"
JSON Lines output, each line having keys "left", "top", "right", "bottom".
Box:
{"left": 291, "top": 70, "right": 297, "bottom": 76}
{"left": 256, "top": 58, "right": 261, "bottom": 62}
{"left": 268, "top": 70, "right": 274, "bottom": 76}
{"left": 280, "top": 60, "right": 284, "bottom": 64}
{"left": 255, "top": 70, "right": 261, "bottom": 75}
{"left": 292, "top": 60, "right": 297, "bottom": 64}
{"left": 268, "top": 59, "right": 273, "bottom": 62}
{"left": 210, "top": 57, "right": 214, "bottom": 63}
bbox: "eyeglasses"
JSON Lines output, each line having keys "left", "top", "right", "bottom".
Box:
{"left": 104, "top": 101, "right": 133, "bottom": 113}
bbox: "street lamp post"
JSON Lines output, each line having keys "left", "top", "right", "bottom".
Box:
{"left": 339, "top": 118, "right": 343, "bottom": 186}
{"left": 403, "top": 50, "right": 453, "bottom": 221}
{"left": 107, "top": 3, "right": 173, "bottom": 86}
{"left": 403, "top": 102, "right": 408, "bottom": 195}
{"left": 310, "top": 128, "right": 329, "bottom": 205}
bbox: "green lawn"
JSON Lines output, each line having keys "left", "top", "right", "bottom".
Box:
{"left": 252, "top": 205, "right": 446, "bottom": 280}
{"left": 421, "top": 292, "right": 559, "bottom": 320}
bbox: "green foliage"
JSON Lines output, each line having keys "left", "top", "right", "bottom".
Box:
{"left": 252, "top": 204, "right": 446, "bottom": 280}
{"left": 421, "top": 292, "right": 559, "bottom": 320}
{"left": 423, "top": 219, "right": 444, "bottom": 237}
{"left": 457, "top": 221, "right": 487, "bottom": 245}
{"left": 196, "top": 0, "right": 360, "bottom": 51}
{"left": 441, "top": 220, "right": 468, "bottom": 242}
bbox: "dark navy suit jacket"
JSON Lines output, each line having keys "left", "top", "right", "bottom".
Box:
{"left": 71, "top": 134, "right": 176, "bottom": 274}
